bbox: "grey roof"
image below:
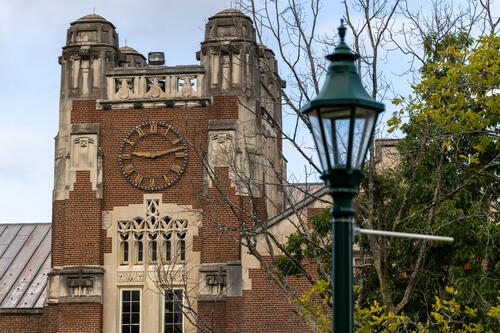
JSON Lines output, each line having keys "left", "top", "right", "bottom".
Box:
{"left": 0, "top": 223, "right": 51, "bottom": 309}
{"left": 71, "top": 14, "right": 116, "bottom": 28}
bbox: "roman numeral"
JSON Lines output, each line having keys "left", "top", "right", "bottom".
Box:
{"left": 124, "top": 164, "right": 134, "bottom": 175}
{"left": 135, "top": 127, "right": 145, "bottom": 136}
{"left": 164, "top": 125, "right": 171, "bottom": 135}
{"left": 150, "top": 178, "right": 155, "bottom": 188}
{"left": 171, "top": 165, "right": 182, "bottom": 173}
{"left": 175, "top": 152, "right": 185, "bottom": 158}
{"left": 121, "top": 153, "right": 130, "bottom": 159}
{"left": 171, "top": 138, "right": 181, "bottom": 145}
{"left": 124, "top": 138, "right": 133, "bottom": 145}
{"left": 134, "top": 174, "right": 143, "bottom": 185}
{"left": 150, "top": 123, "right": 157, "bottom": 133}
{"left": 163, "top": 175, "right": 170, "bottom": 184}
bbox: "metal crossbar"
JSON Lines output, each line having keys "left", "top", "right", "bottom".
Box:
{"left": 355, "top": 227, "right": 454, "bottom": 242}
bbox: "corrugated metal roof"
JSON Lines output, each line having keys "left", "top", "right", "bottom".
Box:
{"left": 0, "top": 223, "right": 51, "bottom": 308}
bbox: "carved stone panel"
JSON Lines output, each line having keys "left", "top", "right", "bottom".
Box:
{"left": 117, "top": 271, "right": 145, "bottom": 282}
{"left": 102, "top": 211, "right": 112, "bottom": 230}
{"left": 198, "top": 264, "right": 227, "bottom": 297}
{"left": 207, "top": 131, "right": 235, "bottom": 168}
{"left": 47, "top": 266, "right": 104, "bottom": 304}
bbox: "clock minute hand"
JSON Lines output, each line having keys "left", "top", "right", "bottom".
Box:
{"left": 149, "top": 146, "right": 183, "bottom": 158}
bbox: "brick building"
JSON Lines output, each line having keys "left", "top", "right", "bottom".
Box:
{"left": 0, "top": 9, "right": 327, "bottom": 332}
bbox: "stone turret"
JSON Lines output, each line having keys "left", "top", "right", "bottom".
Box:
{"left": 198, "top": 9, "right": 259, "bottom": 98}
{"left": 60, "top": 14, "right": 120, "bottom": 100}
{"left": 119, "top": 46, "right": 147, "bottom": 68}
{"left": 54, "top": 14, "right": 119, "bottom": 201}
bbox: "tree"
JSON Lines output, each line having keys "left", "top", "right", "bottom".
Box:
{"left": 277, "top": 32, "right": 500, "bottom": 330}
{"left": 148, "top": 1, "right": 499, "bottom": 331}
{"left": 376, "top": 31, "right": 499, "bottom": 323}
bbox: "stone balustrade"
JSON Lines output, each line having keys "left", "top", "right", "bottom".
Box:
{"left": 99, "top": 65, "right": 209, "bottom": 109}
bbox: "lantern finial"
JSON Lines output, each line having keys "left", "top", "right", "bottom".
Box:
{"left": 339, "top": 19, "right": 346, "bottom": 43}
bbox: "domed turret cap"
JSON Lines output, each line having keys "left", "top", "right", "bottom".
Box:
{"left": 71, "top": 14, "right": 116, "bottom": 28}
{"left": 208, "top": 8, "right": 251, "bottom": 20}
{"left": 204, "top": 8, "right": 255, "bottom": 42}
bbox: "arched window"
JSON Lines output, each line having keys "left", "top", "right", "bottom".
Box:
{"left": 177, "top": 231, "right": 186, "bottom": 262}
{"left": 163, "top": 233, "right": 172, "bottom": 262}
{"left": 134, "top": 233, "right": 144, "bottom": 264}
{"left": 149, "top": 233, "right": 158, "bottom": 264}
{"left": 120, "top": 233, "right": 129, "bottom": 265}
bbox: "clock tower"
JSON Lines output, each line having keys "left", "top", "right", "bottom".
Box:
{"left": 47, "top": 9, "right": 287, "bottom": 333}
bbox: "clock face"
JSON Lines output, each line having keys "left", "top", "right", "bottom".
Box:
{"left": 118, "top": 121, "right": 188, "bottom": 191}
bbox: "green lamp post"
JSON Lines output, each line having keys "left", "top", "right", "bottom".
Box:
{"left": 301, "top": 20, "right": 384, "bottom": 332}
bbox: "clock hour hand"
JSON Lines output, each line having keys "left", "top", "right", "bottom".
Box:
{"left": 132, "top": 151, "right": 152, "bottom": 158}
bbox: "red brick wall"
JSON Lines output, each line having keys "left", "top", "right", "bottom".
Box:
{"left": 45, "top": 304, "right": 102, "bottom": 333}
{"left": 229, "top": 267, "right": 314, "bottom": 332}
{"left": 51, "top": 171, "right": 102, "bottom": 266}
{"left": 0, "top": 312, "right": 44, "bottom": 333}
{"left": 198, "top": 300, "right": 226, "bottom": 332}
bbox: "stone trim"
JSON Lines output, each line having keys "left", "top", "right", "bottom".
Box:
{"left": 0, "top": 308, "right": 44, "bottom": 315}
{"left": 71, "top": 123, "right": 99, "bottom": 135}
{"left": 208, "top": 119, "right": 238, "bottom": 131}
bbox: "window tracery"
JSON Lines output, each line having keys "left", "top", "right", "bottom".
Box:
{"left": 118, "top": 200, "right": 188, "bottom": 266}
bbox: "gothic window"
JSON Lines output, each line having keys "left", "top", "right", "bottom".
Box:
{"left": 134, "top": 234, "right": 143, "bottom": 264}
{"left": 164, "top": 233, "right": 172, "bottom": 262}
{"left": 120, "top": 289, "right": 141, "bottom": 333}
{"left": 118, "top": 200, "right": 188, "bottom": 265}
{"left": 177, "top": 231, "right": 186, "bottom": 262}
{"left": 163, "top": 289, "right": 183, "bottom": 333}
{"left": 149, "top": 233, "right": 158, "bottom": 264}
{"left": 120, "top": 233, "right": 129, "bottom": 265}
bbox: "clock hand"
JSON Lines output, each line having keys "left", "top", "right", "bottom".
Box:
{"left": 132, "top": 151, "right": 152, "bottom": 158}
{"left": 149, "top": 146, "right": 183, "bottom": 158}
{"left": 132, "top": 147, "right": 183, "bottom": 159}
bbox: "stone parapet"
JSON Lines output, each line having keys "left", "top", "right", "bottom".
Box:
{"left": 100, "top": 65, "right": 207, "bottom": 107}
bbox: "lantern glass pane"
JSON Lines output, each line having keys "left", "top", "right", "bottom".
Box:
{"left": 308, "top": 109, "right": 329, "bottom": 172}
{"left": 352, "top": 107, "right": 377, "bottom": 169}
{"left": 322, "top": 107, "right": 351, "bottom": 169}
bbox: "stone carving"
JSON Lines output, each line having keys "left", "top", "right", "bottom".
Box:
{"left": 179, "top": 76, "right": 195, "bottom": 97}
{"left": 117, "top": 271, "right": 145, "bottom": 282}
{"left": 66, "top": 269, "right": 95, "bottom": 297}
{"left": 74, "top": 137, "right": 94, "bottom": 148}
{"left": 208, "top": 132, "right": 235, "bottom": 168}
{"left": 116, "top": 78, "right": 133, "bottom": 99}
{"left": 102, "top": 71, "right": 208, "bottom": 106}
{"left": 71, "top": 135, "right": 97, "bottom": 169}
{"left": 146, "top": 199, "right": 159, "bottom": 219}
{"left": 102, "top": 211, "right": 112, "bottom": 230}
{"left": 199, "top": 265, "right": 227, "bottom": 297}
{"left": 206, "top": 271, "right": 226, "bottom": 295}
{"left": 146, "top": 77, "right": 164, "bottom": 98}
{"left": 47, "top": 267, "right": 103, "bottom": 304}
